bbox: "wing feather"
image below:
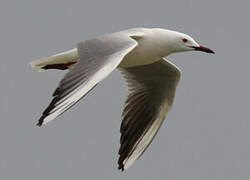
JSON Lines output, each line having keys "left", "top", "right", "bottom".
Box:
{"left": 118, "top": 58, "right": 181, "bottom": 170}
{"left": 37, "top": 32, "right": 142, "bottom": 126}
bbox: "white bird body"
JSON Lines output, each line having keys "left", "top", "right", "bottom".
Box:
{"left": 31, "top": 27, "right": 214, "bottom": 171}
{"left": 31, "top": 28, "right": 199, "bottom": 69}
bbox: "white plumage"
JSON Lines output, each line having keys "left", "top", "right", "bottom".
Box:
{"left": 31, "top": 28, "right": 214, "bottom": 171}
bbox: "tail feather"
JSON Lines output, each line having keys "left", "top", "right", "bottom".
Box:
{"left": 30, "top": 48, "right": 78, "bottom": 71}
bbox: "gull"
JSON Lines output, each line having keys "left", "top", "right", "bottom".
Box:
{"left": 30, "top": 28, "right": 214, "bottom": 171}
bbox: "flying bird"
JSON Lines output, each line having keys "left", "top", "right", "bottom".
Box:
{"left": 30, "top": 28, "right": 214, "bottom": 171}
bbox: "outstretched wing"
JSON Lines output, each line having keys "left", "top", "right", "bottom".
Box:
{"left": 37, "top": 32, "right": 143, "bottom": 126}
{"left": 118, "top": 58, "right": 181, "bottom": 170}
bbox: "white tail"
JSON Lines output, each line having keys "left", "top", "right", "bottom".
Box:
{"left": 30, "top": 48, "right": 79, "bottom": 71}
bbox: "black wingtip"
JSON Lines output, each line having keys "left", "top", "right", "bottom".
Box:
{"left": 118, "top": 158, "right": 125, "bottom": 171}
{"left": 36, "top": 97, "right": 58, "bottom": 127}
{"left": 37, "top": 121, "right": 43, "bottom": 127}
{"left": 41, "top": 62, "right": 76, "bottom": 70}
{"left": 37, "top": 116, "right": 45, "bottom": 127}
{"left": 36, "top": 122, "right": 42, "bottom": 127}
{"left": 118, "top": 164, "right": 125, "bottom": 171}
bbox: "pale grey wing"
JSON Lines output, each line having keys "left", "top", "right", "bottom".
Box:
{"left": 37, "top": 33, "right": 141, "bottom": 126}
{"left": 118, "top": 58, "right": 181, "bottom": 171}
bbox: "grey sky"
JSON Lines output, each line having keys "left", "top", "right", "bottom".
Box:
{"left": 0, "top": 0, "right": 249, "bottom": 179}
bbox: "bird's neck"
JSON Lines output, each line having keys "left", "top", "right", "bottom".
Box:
{"left": 149, "top": 28, "right": 178, "bottom": 57}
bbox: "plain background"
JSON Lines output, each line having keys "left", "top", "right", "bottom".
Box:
{"left": 0, "top": 0, "right": 249, "bottom": 179}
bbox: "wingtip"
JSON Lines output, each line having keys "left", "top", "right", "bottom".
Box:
{"left": 118, "top": 164, "right": 125, "bottom": 171}
{"left": 118, "top": 156, "right": 127, "bottom": 171}
{"left": 36, "top": 122, "right": 42, "bottom": 127}
{"left": 37, "top": 116, "right": 44, "bottom": 127}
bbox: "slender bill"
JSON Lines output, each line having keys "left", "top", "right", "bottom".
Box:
{"left": 191, "top": 45, "right": 215, "bottom": 54}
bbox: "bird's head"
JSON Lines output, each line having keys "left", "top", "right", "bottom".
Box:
{"left": 168, "top": 30, "right": 215, "bottom": 54}
{"left": 153, "top": 29, "right": 215, "bottom": 55}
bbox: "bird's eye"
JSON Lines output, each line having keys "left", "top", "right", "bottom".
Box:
{"left": 182, "top": 38, "right": 188, "bottom": 43}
